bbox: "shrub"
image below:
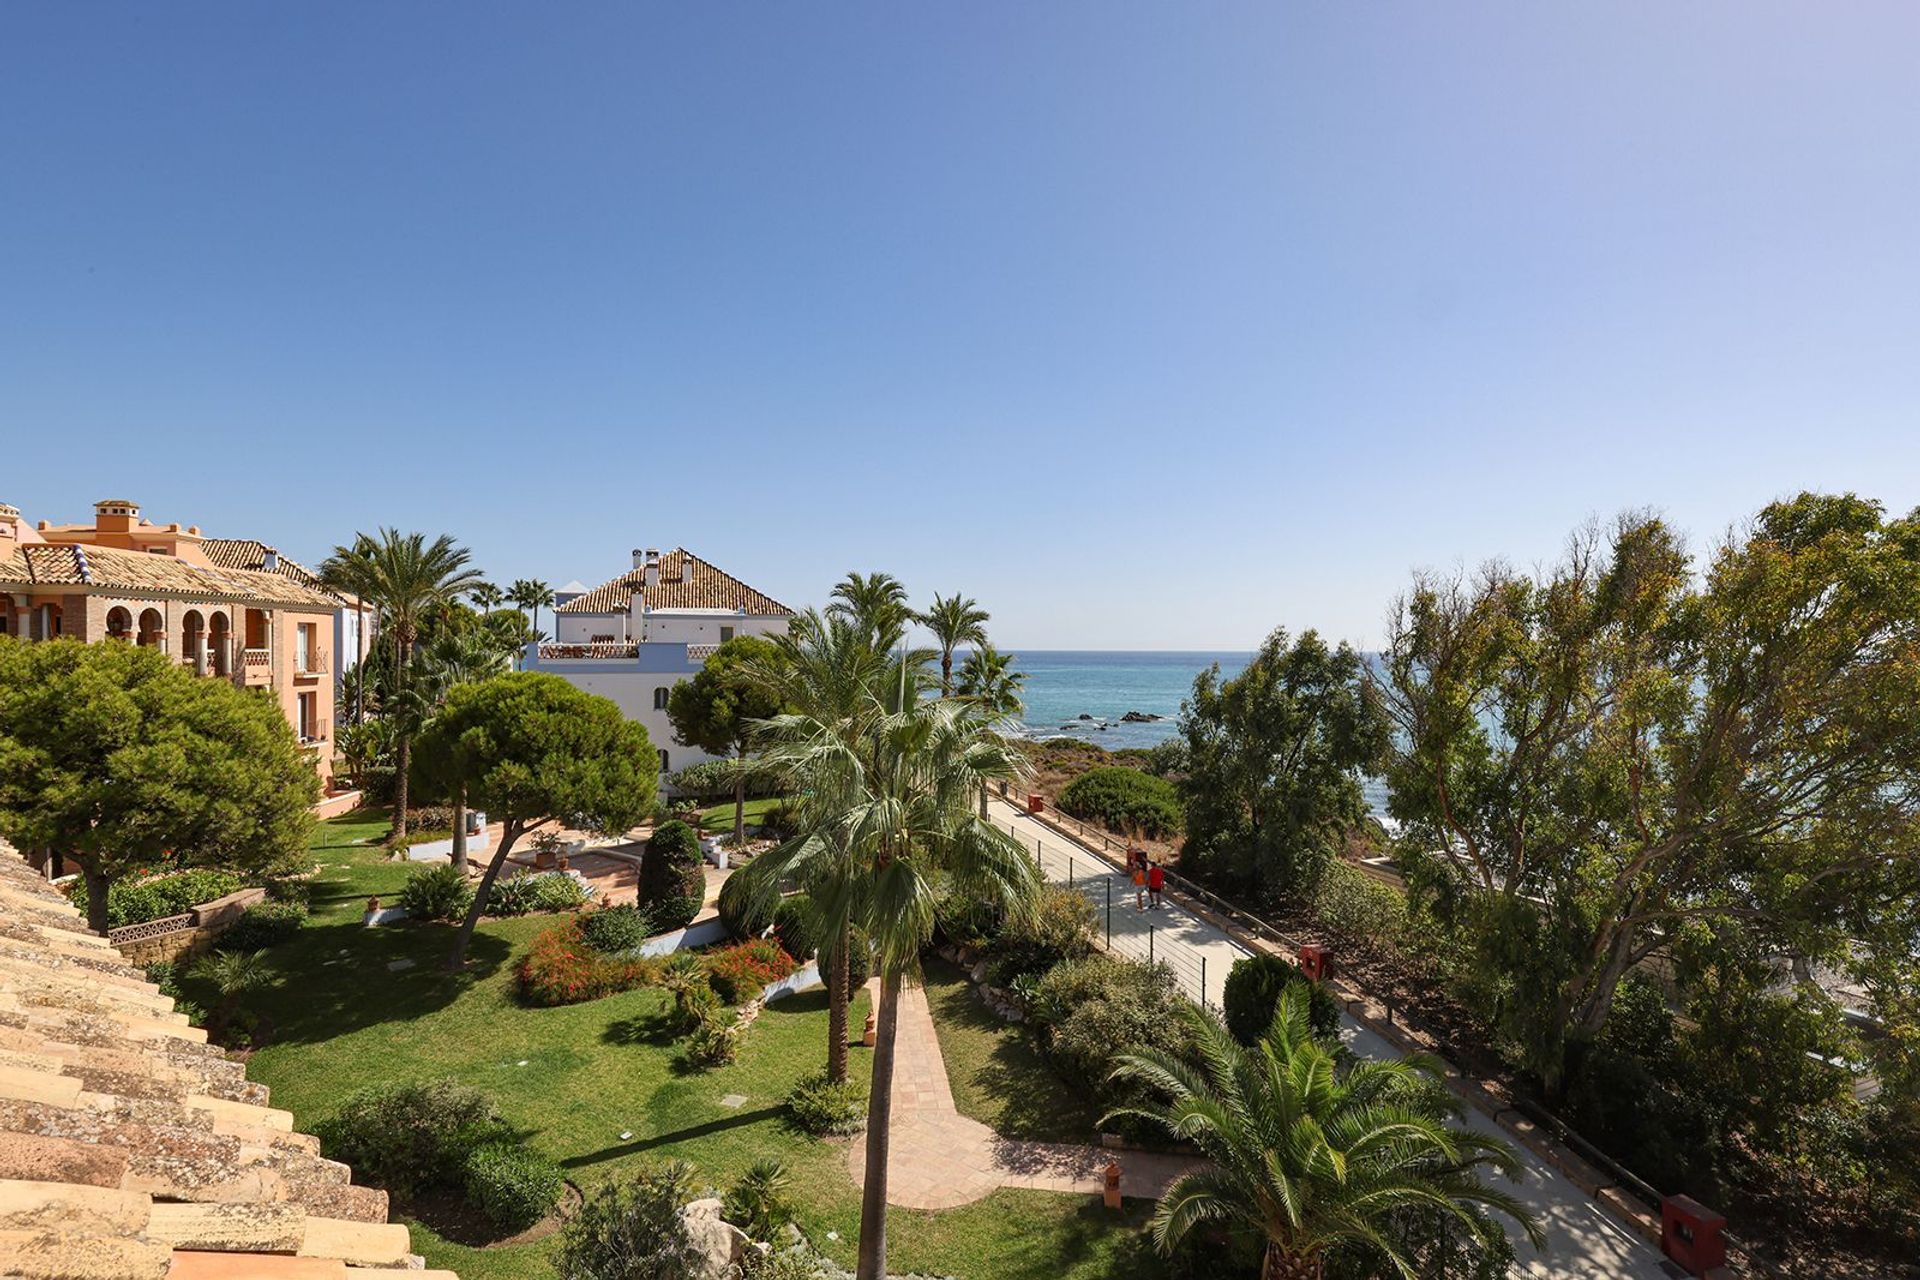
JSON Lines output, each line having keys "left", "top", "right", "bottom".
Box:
{"left": 704, "top": 938, "right": 798, "bottom": 1004}
{"left": 528, "top": 871, "right": 592, "bottom": 912}
{"left": 487, "top": 873, "right": 539, "bottom": 917}
{"left": 215, "top": 901, "right": 306, "bottom": 952}
{"left": 1031, "top": 955, "right": 1193, "bottom": 1130}
{"left": 718, "top": 872, "right": 772, "bottom": 941}
{"left": 145, "top": 960, "right": 207, "bottom": 1026}
{"left": 986, "top": 884, "right": 1093, "bottom": 986}
{"left": 640, "top": 820, "right": 706, "bottom": 932}
{"left": 399, "top": 864, "right": 473, "bottom": 922}
{"left": 70, "top": 869, "right": 243, "bottom": 930}
{"left": 770, "top": 897, "right": 820, "bottom": 962}
{"left": 580, "top": 904, "right": 653, "bottom": 955}
{"left": 785, "top": 1069, "right": 866, "bottom": 1136}
{"left": 761, "top": 800, "right": 802, "bottom": 841}
{"left": 517, "top": 919, "right": 659, "bottom": 1006}
{"left": 1310, "top": 861, "right": 1410, "bottom": 948}
{"left": 1057, "top": 766, "right": 1182, "bottom": 839}
{"left": 405, "top": 805, "right": 459, "bottom": 835}
{"left": 463, "top": 1141, "right": 565, "bottom": 1232}
{"left": 262, "top": 877, "right": 313, "bottom": 908}
{"left": 1221, "top": 953, "right": 1339, "bottom": 1045}
{"left": 684, "top": 1011, "right": 742, "bottom": 1069}
{"left": 315, "top": 1079, "right": 510, "bottom": 1197}
{"left": 556, "top": 1161, "right": 701, "bottom": 1280}
{"left": 667, "top": 969, "right": 722, "bottom": 1034}
{"left": 933, "top": 886, "right": 1000, "bottom": 950}
{"left": 723, "top": 1158, "right": 794, "bottom": 1239}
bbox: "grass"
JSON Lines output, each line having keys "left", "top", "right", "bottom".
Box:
{"left": 211, "top": 809, "right": 1164, "bottom": 1280}
{"left": 923, "top": 957, "right": 1103, "bottom": 1144}
{"left": 694, "top": 794, "right": 785, "bottom": 834}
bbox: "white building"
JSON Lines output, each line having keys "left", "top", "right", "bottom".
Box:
{"left": 526, "top": 547, "right": 794, "bottom": 779}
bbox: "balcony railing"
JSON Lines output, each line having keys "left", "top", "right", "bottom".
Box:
{"left": 299, "top": 719, "right": 330, "bottom": 747}
{"left": 686, "top": 643, "right": 719, "bottom": 663}
{"left": 296, "top": 650, "right": 329, "bottom": 676}
{"left": 242, "top": 647, "right": 271, "bottom": 667}
{"left": 537, "top": 642, "right": 638, "bottom": 660}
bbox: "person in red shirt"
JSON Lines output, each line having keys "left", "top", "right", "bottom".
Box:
{"left": 1147, "top": 860, "right": 1165, "bottom": 909}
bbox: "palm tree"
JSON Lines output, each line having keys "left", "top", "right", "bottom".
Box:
{"left": 510, "top": 578, "right": 555, "bottom": 644}
{"left": 742, "top": 652, "right": 1041, "bottom": 1280}
{"left": 319, "top": 535, "right": 379, "bottom": 725}
{"left": 191, "top": 948, "right": 276, "bottom": 1044}
{"left": 955, "top": 644, "right": 1025, "bottom": 719}
{"left": 341, "top": 529, "right": 486, "bottom": 841}
{"left": 417, "top": 629, "right": 511, "bottom": 872}
{"left": 827, "top": 571, "right": 913, "bottom": 652}
{"left": 921, "top": 592, "right": 990, "bottom": 694}
{"left": 469, "top": 581, "right": 506, "bottom": 614}
{"left": 1107, "top": 989, "right": 1543, "bottom": 1280}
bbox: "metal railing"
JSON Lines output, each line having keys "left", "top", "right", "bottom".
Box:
{"left": 299, "top": 719, "right": 330, "bottom": 746}
{"left": 537, "top": 642, "right": 639, "bottom": 660}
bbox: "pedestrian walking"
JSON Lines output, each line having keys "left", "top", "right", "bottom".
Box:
{"left": 1148, "top": 860, "right": 1165, "bottom": 909}
{"left": 1133, "top": 862, "right": 1147, "bottom": 910}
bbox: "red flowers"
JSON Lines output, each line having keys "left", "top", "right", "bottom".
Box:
{"left": 516, "top": 920, "right": 657, "bottom": 1006}
{"left": 704, "top": 938, "right": 799, "bottom": 1004}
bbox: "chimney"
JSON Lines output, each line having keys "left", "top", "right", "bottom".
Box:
{"left": 262, "top": 548, "right": 279, "bottom": 571}
{"left": 0, "top": 504, "right": 19, "bottom": 548}
{"left": 632, "top": 548, "right": 647, "bottom": 569}
{"left": 94, "top": 498, "right": 140, "bottom": 533}
{"left": 642, "top": 548, "right": 661, "bottom": 589}
{"left": 679, "top": 555, "right": 693, "bottom": 584}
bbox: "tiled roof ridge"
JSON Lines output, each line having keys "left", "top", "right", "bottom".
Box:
{"left": 0, "top": 842, "right": 455, "bottom": 1280}
{"left": 555, "top": 546, "right": 792, "bottom": 617}
{"left": 0, "top": 543, "right": 337, "bottom": 611}
{"left": 70, "top": 546, "right": 92, "bottom": 586}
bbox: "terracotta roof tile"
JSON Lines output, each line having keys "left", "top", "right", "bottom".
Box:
{"left": 0, "top": 842, "right": 452, "bottom": 1280}
{"left": 557, "top": 547, "right": 791, "bottom": 616}
{"left": 0, "top": 543, "right": 336, "bottom": 610}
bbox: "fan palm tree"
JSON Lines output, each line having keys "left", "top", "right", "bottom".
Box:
{"left": 1107, "top": 989, "right": 1543, "bottom": 1280}
{"left": 827, "top": 571, "right": 913, "bottom": 652}
{"left": 339, "top": 529, "right": 486, "bottom": 841}
{"left": 417, "top": 629, "right": 512, "bottom": 872}
{"left": 741, "top": 659, "right": 1041, "bottom": 1280}
{"left": 469, "top": 581, "right": 506, "bottom": 614}
{"left": 921, "top": 592, "right": 990, "bottom": 694}
{"left": 509, "top": 578, "right": 555, "bottom": 643}
{"left": 318, "top": 535, "right": 379, "bottom": 725}
{"left": 954, "top": 644, "right": 1026, "bottom": 815}
{"left": 191, "top": 948, "right": 276, "bottom": 1044}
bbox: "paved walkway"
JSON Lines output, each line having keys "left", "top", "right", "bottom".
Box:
{"left": 987, "top": 800, "right": 1672, "bottom": 1280}
{"left": 845, "top": 981, "right": 1200, "bottom": 1209}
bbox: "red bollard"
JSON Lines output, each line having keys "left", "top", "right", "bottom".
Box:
{"left": 1660, "top": 1195, "right": 1727, "bottom": 1275}
{"left": 1102, "top": 1160, "right": 1122, "bottom": 1210}
{"left": 1299, "top": 943, "right": 1330, "bottom": 982}
{"left": 1027, "top": 793, "right": 1045, "bottom": 815}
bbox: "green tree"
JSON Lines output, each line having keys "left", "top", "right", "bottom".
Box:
{"left": 1107, "top": 989, "right": 1542, "bottom": 1280}
{"left": 666, "top": 635, "right": 787, "bottom": 844}
{"left": 954, "top": 643, "right": 1025, "bottom": 719}
{"left": 1179, "top": 628, "right": 1387, "bottom": 904}
{"left": 190, "top": 947, "right": 276, "bottom": 1043}
{"left": 416, "top": 628, "right": 512, "bottom": 872}
{"left": 0, "top": 638, "right": 318, "bottom": 934}
{"left": 742, "top": 648, "right": 1041, "bottom": 1280}
{"left": 509, "top": 578, "right": 555, "bottom": 651}
{"left": 411, "top": 672, "right": 657, "bottom": 969}
{"left": 333, "top": 529, "right": 486, "bottom": 842}
{"left": 921, "top": 591, "right": 990, "bottom": 694}
{"left": 1378, "top": 496, "right": 1920, "bottom": 1088}
{"left": 469, "top": 581, "right": 505, "bottom": 614}
{"left": 827, "top": 570, "right": 913, "bottom": 651}
{"left": 318, "top": 535, "right": 378, "bottom": 724}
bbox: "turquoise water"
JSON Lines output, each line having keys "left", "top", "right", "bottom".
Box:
{"left": 1010, "top": 649, "right": 1249, "bottom": 750}
{"left": 1010, "top": 649, "right": 1390, "bottom": 815}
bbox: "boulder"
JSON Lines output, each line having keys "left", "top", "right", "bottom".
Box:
{"left": 678, "top": 1197, "right": 742, "bottom": 1280}
{"left": 1120, "top": 710, "right": 1163, "bottom": 723}
{"left": 1077, "top": 713, "right": 1094, "bottom": 721}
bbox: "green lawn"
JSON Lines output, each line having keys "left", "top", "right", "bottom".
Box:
{"left": 923, "top": 957, "right": 1103, "bottom": 1144}
{"left": 694, "top": 794, "right": 785, "bottom": 834}
{"left": 216, "top": 811, "right": 1163, "bottom": 1280}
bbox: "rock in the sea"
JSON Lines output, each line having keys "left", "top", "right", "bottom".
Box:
{"left": 1077, "top": 713, "right": 1094, "bottom": 720}
{"left": 1120, "top": 710, "right": 1163, "bottom": 723}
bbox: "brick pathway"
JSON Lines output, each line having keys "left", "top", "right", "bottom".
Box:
{"left": 845, "top": 981, "right": 1200, "bottom": 1210}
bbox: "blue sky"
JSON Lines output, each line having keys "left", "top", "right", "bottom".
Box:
{"left": 4, "top": 4, "right": 1917, "bottom": 649}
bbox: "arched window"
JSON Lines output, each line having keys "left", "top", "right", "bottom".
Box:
{"left": 657, "top": 749, "right": 670, "bottom": 772}
{"left": 181, "top": 610, "right": 207, "bottom": 674}
{"left": 653, "top": 686, "right": 671, "bottom": 711}
{"left": 105, "top": 606, "right": 133, "bottom": 641}
{"left": 137, "top": 607, "right": 165, "bottom": 649}
{"left": 208, "top": 612, "right": 232, "bottom": 676}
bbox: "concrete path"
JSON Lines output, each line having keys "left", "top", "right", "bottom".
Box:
{"left": 845, "top": 981, "right": 1200, "bottom": 1209}
{"left": 988, "top": 800, "right": 1672, "bottom": 1280}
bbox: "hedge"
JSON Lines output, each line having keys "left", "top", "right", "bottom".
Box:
{"left": 68, "top": 869, "right": 243, "bottom": 930}
{"left": 1056, "top": 766, "right": 1183, "bottom": 840}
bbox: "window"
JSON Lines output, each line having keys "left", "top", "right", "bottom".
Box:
{"left": 720, "top": 625, "right": 734, "bottom": 642}
{"left": 653, "top": 686, "right": 670, "bottom": 710}
{"left": 297, "top": 692, "right": 317, "bottom": 741}
{"left": 657, "top": 749, "right": 670, "bottom": 772}
{"left": 296, "top": 623, "right": 314, "bottom": 672}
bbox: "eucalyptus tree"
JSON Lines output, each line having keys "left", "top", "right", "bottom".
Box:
{"left": 921, "top": 592, "right": 990, "bottom": 694}
{"left": 335, "top": 529, "right": 486, "bottom": 841}
{"left": 738, "top": 654, "right": 1041, "bottom": 1280}
{"left": 1379, "top": 495, "right": 1920, "bottom": 1089}
{"left": 826, "top": 571, "right": 913, "bottom": 652}
{"left": 1108, "top": 989, "right": 1542, "bottom": 1279}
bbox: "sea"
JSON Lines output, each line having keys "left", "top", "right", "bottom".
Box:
{"left": 1006, "top": 649, "right": 1391, "bottom": 817}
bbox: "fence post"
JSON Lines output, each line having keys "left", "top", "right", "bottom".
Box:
{"left": 1069, "top": 856, "right": 1075, "bottom": 887}
{"left": 1105, "top": 877, "right": 1112, "bottom": 949}
{"left": 1149, "top": 925, "right": 1154, "bottom": 964}
{"left": 1201, "top": 955, "right": 1207, "bottom": 1008}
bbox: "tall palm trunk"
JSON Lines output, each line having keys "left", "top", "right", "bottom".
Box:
{"left": 1262, "top": 1246, "right": 1322, "bottom": 1280}
{"left": 733, "top": 746, "right": 748, "bottom": 847}
{"left": 390, "top": 632, "right": 414, "bottom": 843}
{"left": 81, "top": 860, "right": 111, "bottom": 935}
{"left": 827, "top": 924, "right": 851, "bottom": 1084}
{"left": 855, "top": 966, "right": 903, "bottom": 1280}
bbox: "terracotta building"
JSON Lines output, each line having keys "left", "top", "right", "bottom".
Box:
{"left": 0, "top": 500, "right": 342, "bottom": 788}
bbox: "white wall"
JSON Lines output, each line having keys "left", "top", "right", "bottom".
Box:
{"left": 634, "top": 609, "right": 788, "bottom": 645}
{"left": 538, "top": 668, "right": 715, "bottom": 778}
